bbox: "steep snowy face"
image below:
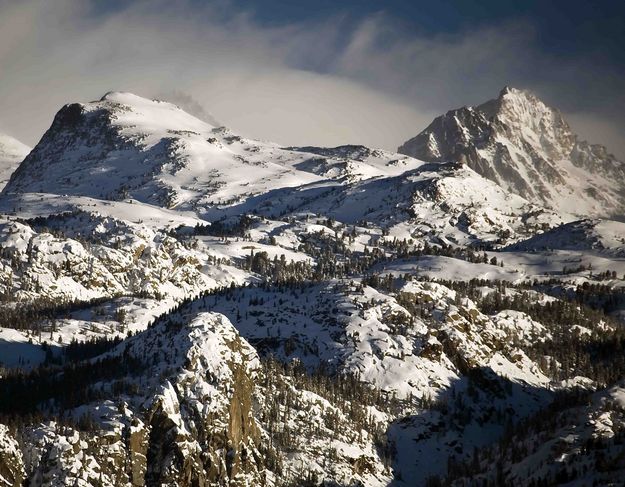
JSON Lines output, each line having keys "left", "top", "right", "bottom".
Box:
{"left": 398, "top": 87, "right": 625, "bottom": 218}
{"left": 0, "top": 133, "right": 30, "bottom": 190}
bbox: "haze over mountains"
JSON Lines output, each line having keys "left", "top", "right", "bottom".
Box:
{"left": 0, "top": 134, "right": 30, "bottom": 191}
{"left": 1, "top": 88, "right": 625, "bottom": 486}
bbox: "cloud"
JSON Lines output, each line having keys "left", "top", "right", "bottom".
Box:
{"left": 324, "top": 14, "right": 625, "bottom": 158}
{"left": 0, "top": 0, "right": 432, "bottom": 150}
{"left": 0, "top": 0, "right": 623, "bottom": 159}
{"left": 155, "top": 90, "right": 221, "bottom": 127}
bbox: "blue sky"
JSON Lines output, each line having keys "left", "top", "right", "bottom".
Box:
{"left": 1, "top": 0, "right": 623, "bottom": 157}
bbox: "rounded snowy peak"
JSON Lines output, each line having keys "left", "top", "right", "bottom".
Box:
{"left": 87, "top": 91, "right": 217, "bottom": 134}
{"left": 99, "top": 91, "right": 148, "bottom": 102}
{"left": 98, "top": 91, "right": 184, "bottom": 111}
{"left": 1, "top": 91, "right": 223, "bottom": 204}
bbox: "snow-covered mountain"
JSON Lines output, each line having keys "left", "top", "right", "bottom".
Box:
{"left": 2, "top": 92, "right": 566, "bottom": 249}
{"left": 434, "top": 382, "right": 625, "bottom": 485}
{"left": 2, "top": 91, "right": 625, "bottom": 486}
{"left": 398, "top": 87, "right": 625, "bottom": 218}
{"left": 2, "top": 92, "right": 422, "bottom": 210}
{"left": 0, "top": 311, "right": 392, "bottom": 486}
{"left": 0, "top": 133, "right": 30, "bottom": 190}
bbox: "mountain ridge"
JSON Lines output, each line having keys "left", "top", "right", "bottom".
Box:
{"left": 1, "top": 91, "right": 566, "bottom": 249}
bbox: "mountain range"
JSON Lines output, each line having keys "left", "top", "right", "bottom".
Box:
{"left": 1, "top": 87, "right": 624, "bottom": 486}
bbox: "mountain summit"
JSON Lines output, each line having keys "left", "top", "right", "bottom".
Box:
{"left": 398, "top": 87, "right": 625, "bottom": 218}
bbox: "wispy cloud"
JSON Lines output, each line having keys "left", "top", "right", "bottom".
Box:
{"left": 0, "top": 0, "right": 622, "bottom": 158}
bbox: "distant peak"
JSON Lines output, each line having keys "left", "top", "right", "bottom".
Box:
{"left": 0, "top": 133, "right": 31, "bottom": 156}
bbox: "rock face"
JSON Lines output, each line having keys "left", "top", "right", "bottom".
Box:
{"left": 0, "top": 425, "right": 25, "bottom": 487}
{"left": 398, "top": 87, "right": 625, "bottom": 218}
{"left": 136, "top": 313, "right": 265, "bottom": 486}
{"left": 4, "top": 312, "right": 392, "bottom": 486}
{"left": 1, "top": 313, "right": 266, "bottom": 486}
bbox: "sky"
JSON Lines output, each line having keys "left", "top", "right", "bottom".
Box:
{"left": 0, "top": 0, "right": 624, "bottom": 158}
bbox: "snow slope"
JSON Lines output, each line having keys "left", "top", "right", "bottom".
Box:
{"left": 507, "top": 218, "right": 625, "bottom": 255}
{"left": 3, "top": 93, "right": 422, "bottom": 212}
{"left": 208, "top": 160, "right": 566, "bottom": 247}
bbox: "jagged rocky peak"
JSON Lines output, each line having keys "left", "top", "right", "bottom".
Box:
{"left": 484, "top": 86, "right": 576, "bottom": 153}
{"left": 398, "top": 86, "right": 625, "bottom": 218}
